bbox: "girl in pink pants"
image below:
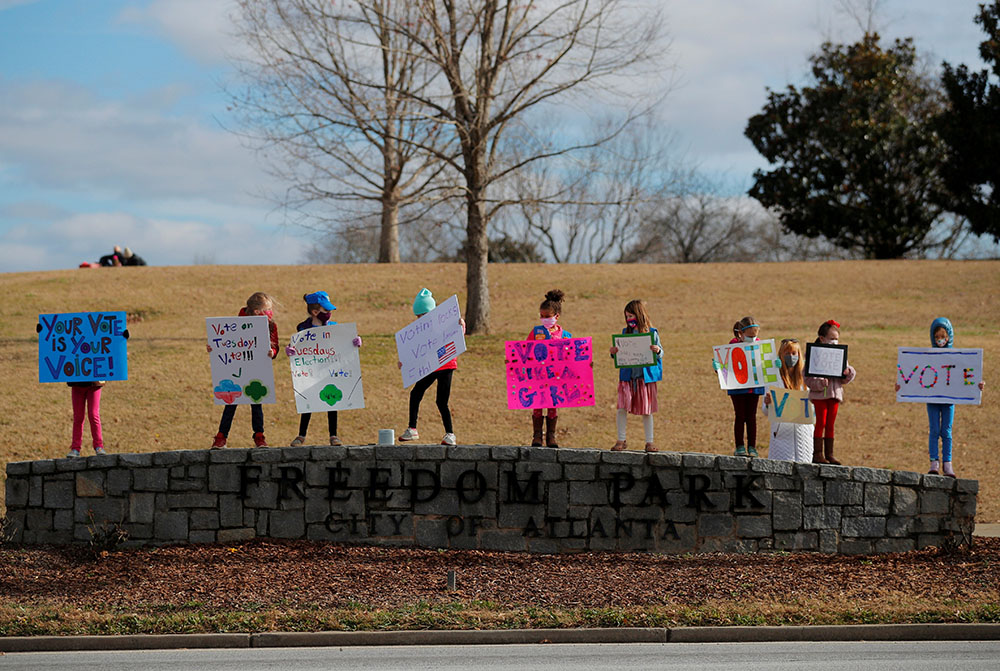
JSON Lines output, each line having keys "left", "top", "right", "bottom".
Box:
{"left": 68, "top": 381, "right": 105, "bottom": 457}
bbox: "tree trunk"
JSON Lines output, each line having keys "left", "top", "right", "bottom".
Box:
{"left": 464, "top": 187, "right": 491, "bottom": 334}
{"left": 378, "top": 196, "right": 400, "bottom": 263}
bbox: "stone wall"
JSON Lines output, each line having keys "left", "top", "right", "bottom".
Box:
{"left": 3, "top": 445, "right": 977, "bottom": 554}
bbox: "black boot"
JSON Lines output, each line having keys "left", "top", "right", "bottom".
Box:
{"left": 545, "top": 416, "right": 559, "bottom": 448}
{"left": 531, "top": 415, "right": 544, "bottom": 447}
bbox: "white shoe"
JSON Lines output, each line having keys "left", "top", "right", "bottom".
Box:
{"left": 399, "top": 427, "right": 419, "bottom": 442}
{"left": 441, "top": 433, "right": 456, "bottom": 446}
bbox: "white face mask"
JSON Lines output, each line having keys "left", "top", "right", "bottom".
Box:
{"left": 540, "top": 316, "right": 557, "bottom": 329}
{"left": 743, "top": 336, "right": 755, "bottom": 343}
{"left": 825, "top": 338, "right": 838, "bottom": 345}
{"left": 935, "top": 338, "right": 948, "bottom": 347}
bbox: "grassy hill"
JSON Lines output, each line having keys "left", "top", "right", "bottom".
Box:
{"left": 1, "top": 260, "right": 998, "bottom": 521}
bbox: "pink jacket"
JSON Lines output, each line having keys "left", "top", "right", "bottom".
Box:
{"left": 805, "top": 364, "right": 856, "bottom": 402}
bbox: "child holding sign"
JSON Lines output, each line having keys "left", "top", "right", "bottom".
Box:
{"left": 211, "top": 292, "right": 279, "bottom": 449}
{"left": 805, "top": 319, "right": 855, "bottom": 465}
{"left": 609, "top": 299, "right": 662, "bottom": 452}
{"left": 763, "top": 338, "right": 814, "bottom": 462}
{"left": 398, "top": 289, "right": 465, "bottom": 446}
{"left": 723, "top": 316, "right": 766, "bottom": 458}
{"left": 288, "top": 291, "right": 362, "bottom": 447}
{"left": 895, "top": 317, "right": 986, "bottom": 477}
{"left": 526, "top": 289, "right": 569, "bottom": 447}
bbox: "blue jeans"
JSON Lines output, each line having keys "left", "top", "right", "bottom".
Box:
{"left": 927, "top": 403, "right": 955, "bottom": 462}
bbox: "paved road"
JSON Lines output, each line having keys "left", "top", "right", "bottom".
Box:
{"left": 3, "top": 641, "right": 1000, "bottom": 671}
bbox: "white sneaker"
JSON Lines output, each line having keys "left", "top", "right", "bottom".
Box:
{"left": 441, "top": 433, "right": 456, "bottom": 446}
{"left": 66, "top": 449, "right": 81, "bottom": 458}
{"left": 399, "top": 427, "right": 419, "bottom": 442}
{"left": 94, "top": 447, "right": 107, "bottom": 456}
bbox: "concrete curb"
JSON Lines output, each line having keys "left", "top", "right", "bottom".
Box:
{"left": 3, "top": 624, "right": 1000, "bottom": 652}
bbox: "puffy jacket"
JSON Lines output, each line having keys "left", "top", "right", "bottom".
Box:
{"left": 618, "top": 327, "right": 662, "bottom": 384}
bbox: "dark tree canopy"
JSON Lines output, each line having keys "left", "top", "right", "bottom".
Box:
{"left": 937, "top": 1, "right": 1000, "bottom": 241}
{"left": 745, "top": 34, "right": 949, "bottom": 259}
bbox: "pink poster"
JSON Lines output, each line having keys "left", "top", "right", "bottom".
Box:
{"left": 505, "top": 337, "right": 595, "bottom": 410}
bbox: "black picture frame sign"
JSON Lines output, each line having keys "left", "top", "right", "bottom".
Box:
{"left": 804, "top": 342, "right": 848, "bottom": 379}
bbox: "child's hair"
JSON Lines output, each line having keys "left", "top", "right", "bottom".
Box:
{"left": 246, "top": 292, "right": 274, "bottom": 313}
{"left": 815, "top": 319, "right": 841, "bottom": 343}
{"left": 733, "top": 316, "right": 758, "bottom": 339}
{"left": 624, "top": 299, "right": 652, "bottom": 333}
{"left": 539, "top": 289, "right": 565, "bottom": 315}
{"left": 778, "top": 338, "right": 805, "bottom": 390}
{"left": 304, "top": 294, "right": 322, "bottom": 314}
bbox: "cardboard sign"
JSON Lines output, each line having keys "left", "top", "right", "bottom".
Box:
{"left": 395, "top": 294, "right": 466, "bottom": 388}
{"left": 896, "top": 347, "right": 983, "bottom": 405}
{"left": 766, "top": 386, "right": 815, "bottom": 424}
{"left": 206, "top": 316, "right": 276, "bottom": 405}
{"left": 38, "top": 311, "right": 129, "bottom": 382}
{"left": 505, "top": 338, "right": 595, "bottom": 410}
{"left": 712, "top": 339, "right": 780, "bottom": 390}
{"left": 288, "top": 323, "right": 365, "bottom": 413}
{"left": 612, "top": 332, "right": 656, "bottom": 368}
{"left": 805, "top": 343, "right": 849, "bottom": 379}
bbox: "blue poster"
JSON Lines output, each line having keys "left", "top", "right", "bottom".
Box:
{"left": 38, "top": 311, "right": 129, "bottom": 383}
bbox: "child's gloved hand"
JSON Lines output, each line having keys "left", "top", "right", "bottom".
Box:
{"left": 123, "top": 329, "right": 130, "bottom": 340}
{"left": 35, "top": 323, "right": 42, "bottom": 333}
{"left": 285, "top": 346, "right": 296, "bottom": 356}
{"left": 352, "top": 336, "right": 362, "bottom": 347}
{"left": 774, "top": 358, "right": 781, "bottom": 369}
{"left": 711, "top": 360, "right": 721, "bottom": 371}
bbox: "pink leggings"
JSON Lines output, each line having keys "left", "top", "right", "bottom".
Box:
{"left": 71, "top": 386, "right": 103, "bottom": 449}
{"left": 812, "top": 398, "right": 839, "bottom": 438}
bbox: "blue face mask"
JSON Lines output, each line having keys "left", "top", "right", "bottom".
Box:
{"left": 784, "top": 354, "right": 799, "bottom": 367}
{"left": 626, "top": 318, "right": 638, "bottom": 328}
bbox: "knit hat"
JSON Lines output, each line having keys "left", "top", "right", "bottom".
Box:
{"left": 122, "top": 247, "right": 134, "bottom": 259}
{"left": 412, "top": 288, "right": 435, "bottom": 315}
{"left": 304, "top": 291, "right": 336, "bottom": 311}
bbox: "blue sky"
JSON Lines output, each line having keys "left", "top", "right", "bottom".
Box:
{"left": 0, "top": 0, "right": 992, "bottom": 271}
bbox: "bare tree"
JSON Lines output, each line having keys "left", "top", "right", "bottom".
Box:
{"left": 385, "top": 0, "right": 666, "bottom": 332}
{"left": 230, "top": 0, "right": 456, "bottom": 263}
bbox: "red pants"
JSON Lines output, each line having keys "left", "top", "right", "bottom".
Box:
{"left": 71, "top": 386, "right": 103, "bottom": 449}
{"left": 812, "top": 398, "right": 840, "bottom": 438}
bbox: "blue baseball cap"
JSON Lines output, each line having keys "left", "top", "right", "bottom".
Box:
{"left": 304, "top": 291, "right": 336, "bottom": 311}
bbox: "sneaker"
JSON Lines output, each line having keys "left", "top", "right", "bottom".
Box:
{"left": 211, "top": 432, "right": 227, "bottom": 449}
{"left": 747, "top": 446, "right": 759, "bottom": 458}
{"left": 253, "top": 432, "right": 268, "bottom": 448}
{"left": 329, "top": 435, "right": 344, "bottom": 446}
{"left": 66, "top": 448, "right": 81, "bottom": 458}
{"left": 399, "top": 427, "right": 419, "bottom": 442}
{"left": 94, "top": 447, "right": 107, "bottom": 456}
{"left": 441, "top": 433, "right": 456, "bottom": 446}
{"left": 290, "top": 436, "right": 305, "bottom": 447}
{"left": 734, "top": 445, "right": 748, "bottom": 457}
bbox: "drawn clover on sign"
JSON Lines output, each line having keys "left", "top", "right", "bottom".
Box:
{"left": 243, "top": 379, "right": 269, "bottom": 402}
{"left": 319, "top": 384, "right": 343, "bottom": 406}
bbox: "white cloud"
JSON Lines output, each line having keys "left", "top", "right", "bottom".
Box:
{"left": 0, "top": 211, "right": 305, "bottom": 271}
{"left": 0, "top": 79, "right": 270, "bottom": 206}
{"left": 117, "top": 0, "right": 246, "bottom": 65}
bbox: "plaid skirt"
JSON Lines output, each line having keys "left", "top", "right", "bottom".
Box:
{"left": 617, "top": 380, "right": 658, "bottom": 415}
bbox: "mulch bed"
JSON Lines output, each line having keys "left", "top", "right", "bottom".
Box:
{"left": 2, "top": 537, "right": 998, "bottom": 610}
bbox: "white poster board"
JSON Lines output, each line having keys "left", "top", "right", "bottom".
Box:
{"left": 395, "top": 294, "right": 467, "bottom": 388}
{"left": 612, "top": 332, "right": 656, "bottom": 368}
{"left": 712, "top": 339, "right": 780, "bottom": 390}
{"left": 206, "top": 316, "right": 276, "bottom": 405}
{"left": 765, "top": 386, "right": 815, "bottom": 424}
{"left": 896, "top": 347, "right": 983, "bottom": 405}
{"left": 289, "top": 323, "right": 365, "bottom": 413}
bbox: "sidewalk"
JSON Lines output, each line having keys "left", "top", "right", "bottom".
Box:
{"left": 975, "top": 524, "right": 1000, "bottom": 537}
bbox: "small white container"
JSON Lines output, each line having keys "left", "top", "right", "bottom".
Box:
{"left": 377, "top": 429, "right": 395, "bottom": 446}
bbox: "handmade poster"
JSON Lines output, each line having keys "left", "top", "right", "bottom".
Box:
{"left": 288, "top": 323, "right": 365, "bottom": 413}
{"left": 805, "top": 343, "right": 849, "bottom": 379}
{"left": 765, "top": 386, "right": 815, "bottom": 425}
{"left": 395, "top": 294, "right": 467, "bottom": 388}
{"left": 712, "top": 339, "right": 780, "bottom": 390}
{"left": 38, "top": 311, "right": 129, "bottom": 382}
{"left": 612, "top": 332, "right": 656, "bottom": 368}
{"left": 505, "top": 338, "right": 595, "bottom": 410}
{"left": 206, "top": 315, "right": 276, "bottom": 405}
{"left": 896, "top": 347, "right": 983, "bottom": 405}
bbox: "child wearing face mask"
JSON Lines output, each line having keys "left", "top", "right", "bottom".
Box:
{"left": 725, "top": 316, "right": 765, "bottom": 457}
{"left": 609, "top": 299, "right": 662, "bottom": 452}
{"left": 287, "top": 291, "right": 362, "bottom": 447}
{"left": 763, "top": 338, "right": 814, "bottom": 462}
{"left": 894, "top": 317, "right": 986, "bottom": 477}
{"left": 805, "top": 319, "right": 856, "bottom": 464}
{"left": 526, "top": 289, "right": 569, "bottom": 447}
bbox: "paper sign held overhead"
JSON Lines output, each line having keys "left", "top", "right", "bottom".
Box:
{"left": 288, "top": 323, "right": 365, "bottom": 413}
{"left": 395, "top": 295, "right": 466, "bottom": 388}
{"left": 505, "top": 338, "right": 595, "bottom": 410}
{"left": 38, "top": 311, "right": 129, "bottom": 383}
{"left": 712, "top": 339, "right": 780, "bottom": 390}
{"left": 896, "top": 347, "right": 983, "bottom": 405}
{"left": 206, "top": 316, "right": 276, "bottom": 405}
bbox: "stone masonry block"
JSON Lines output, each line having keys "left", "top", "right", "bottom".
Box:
{"left": 825, "top": 481, "right": 863, "bottom": 506}
{"left": 750, "top": 459, "right": 794, "bottom": 475}
{"left": 557, "top": 448, "right": 601, "bottom": 464}
{"left": 133, "top": 469, "right": 169, "bottom": 492}
{"left": 892, "top": 487, "right": 919, "bottom": 516}
{"left": 841, "top": 516, "right": 886, "bottom": 537}
{"left": 129, "top": 493, "right": 156, "bottom": 524}
{"left": 681, "top": 453, "right": 717, "bottom": 470}
{"left": 154, "top": 511, "right": 188, "bottom": 540}
{"left": 891, "top": 470, "right": 922, "bottom": 486}
{"left": 863, "top": 484, "right": 891, "bottom": 515}
{"left": 736, "top": 515, "right": 772, "bottom": 538}
{"left": 5, "top": 477, "right": 28, "bottom": 508}
{"left": 921, "top": 491, "right": 951, "bottom": 514}
{"left": 852, "top": 467, "right": 891, "bottom": 484}
{"left": 75, "top": 472, "right": 105, "bottom": 498}
{"left": 43, "top": 481, "right": 75, "bottom": 509}
{"left": 773, "top": 492, "right": 803, "bottom": 531}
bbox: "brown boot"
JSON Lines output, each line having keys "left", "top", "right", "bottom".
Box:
{"left": 545, "top": 416, "right": 559, "bottom": 448}
{"left": 812, "top": 436, "right": 827, "bottom": 464}
{"left": 824, "top": 436, "right": 840, "bottom": 465}
{"left": 531, "top": 415, "right": 544, "bottom": 447}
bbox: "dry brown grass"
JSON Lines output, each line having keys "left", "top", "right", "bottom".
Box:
{"left": 1, "top": 261, "right": 998, "bottom": 519}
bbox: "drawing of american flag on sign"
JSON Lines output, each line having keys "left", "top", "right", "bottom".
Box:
{"left": 438, "top": 342, "right": 456, "bottom": 364}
